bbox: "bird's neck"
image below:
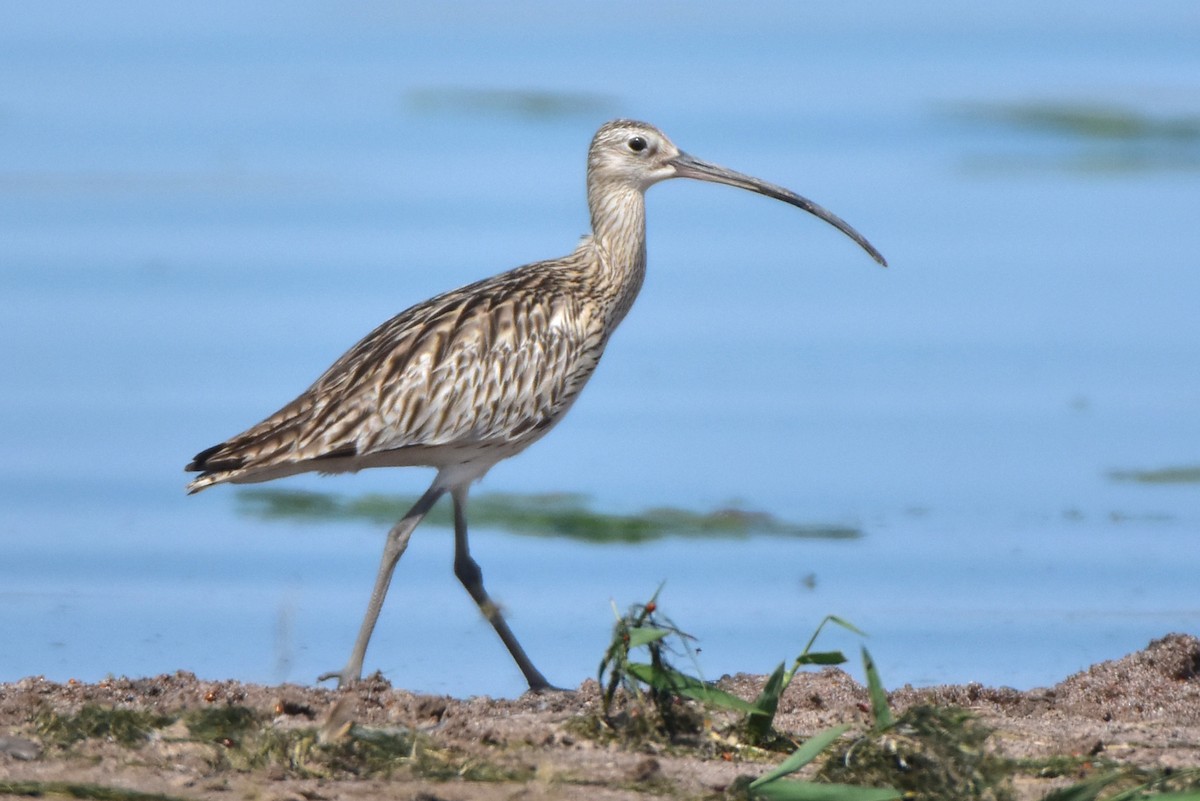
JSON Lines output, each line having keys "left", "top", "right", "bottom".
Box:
{"left": 587, "top": 181, "right": 648, "bottom": 328}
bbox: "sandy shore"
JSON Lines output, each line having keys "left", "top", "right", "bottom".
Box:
{"left": 2, "top": 633, "right": 1197, "bottom": 800}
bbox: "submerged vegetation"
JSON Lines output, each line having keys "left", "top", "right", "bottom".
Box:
{"left": 405, "top": 86, "right": 615, "bottom": 119}
{"left": 945, "top": 100, "right": 1200, "bottom": 173}
{"left": 957, "top": 102, "right": 1200, "bottom": 143}
{"left": 1108, "top": 465, "right": 1200, "bottom": 485}
{"left": 236, "top": 488, "right": 861, "bottom": 543}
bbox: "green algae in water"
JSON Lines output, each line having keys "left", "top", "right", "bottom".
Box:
{"left": 943, "top": 100, "right": 1200, "bottom": 174}
{"left": 1109, "top": 465, "right": 1200, "bottom": 485}
{"left": 235, "top": 489, "right": 861, "bottom": 543}
{"left": 405, "top": 86, "right": 615, "bottom": 119}
{"left": 960, "top": 102, "right": 1200, "bottom": 142}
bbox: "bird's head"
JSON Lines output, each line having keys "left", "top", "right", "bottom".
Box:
{"left": 587, "top": 119, "right": 887, "bottom": 266}
{"left": 587, "top": 119, "right": 683, "bottom": 192}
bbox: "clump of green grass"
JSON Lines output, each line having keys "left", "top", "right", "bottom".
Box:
{"left": 226, "top": 726, "right": 318, "bottom": 774}
{"left": 28, "top": 702, "right": 520, "bottom": 783}
{"left": 1040, "top": 766, "right": 1200, "bottom": 800}
{"left": 737, "top": 648, "right": 899, "bottom": 801}
{"left": 321, "top": 727, "right": 420, "bottom": 778}
{"left": 202, "top": 723, "right": 410, "bottom": 779}
{"left": 34, "top": 705, "right": 175, "bottom": 749}
{"left": 409, "top": 736, "right": 533, "bottom": 783}
{"left": 314, "top": 726, "right": 527, "bottom": 782}
{"left": 593, "top": 597, "right": 1026, "bottom": 801}
{"left": 0, "top": 780, "right": 191, "bottom": 801}
{"left": 742, "top": 618, "right": 865, "bottom": 747}
{"left": 596, "top": 587, "right": 861, "bottom": 748}
{"left": 183, "top": 706, "right": 260, "bottom": 745}
{"left": 199, "top": 719, "right": 525, "bottom": 781}
{"left": 596, "top": 586, "right": 715, "bottom": 742}
{"left": 815, "top": 704, "right": 1014, "bottom": 801}
{"left": 731, "top": 619, "right": 1200, "bottom": 801}
{"left": 594, "top": 588, "right": 908, "bottom": 801}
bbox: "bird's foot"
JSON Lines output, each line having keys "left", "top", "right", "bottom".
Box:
{"left": 317, "top": 666, "right": 360, "bottom": 689}
{"left": 525, "top": 677, "right": 572, "bottom": 694}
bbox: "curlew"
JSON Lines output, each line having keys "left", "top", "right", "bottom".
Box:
{"left": 186, "top": 119, "right": 887, "bottom": 690}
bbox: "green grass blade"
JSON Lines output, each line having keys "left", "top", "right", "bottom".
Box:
{"left": 794, "top": 651, "right": 848, "bottom": 666}
{"left": 861, "top": 647, "right": 893, "bottom": 732}
{"left": 625, "top": 662, "right": 759, "bottom": 713}
{"left": 626, "top": 626, "right": 671, "bottom": 649}
{"left": 750, "top": 779, "right": 901, "bottom": 801}
{"left": 795, "top": 615, "right": 864, "bottom": 670}
{"left": 749, "top": 724, "right": 851, "bottom": 789}
{"left": 746, "top": 662, "right": 787, "bottom": 742}
{"left": 825, "top": 616, "right": 867, "bottom": 637}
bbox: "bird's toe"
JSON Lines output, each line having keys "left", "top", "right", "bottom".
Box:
{"left": 317, "top": 667, "right": 359, "bottom": 688}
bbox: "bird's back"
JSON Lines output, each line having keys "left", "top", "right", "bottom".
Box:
{"left": 186, "top": 245, "right": 611, "bottom": 493}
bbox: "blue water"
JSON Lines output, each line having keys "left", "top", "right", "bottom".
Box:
{"left": 2, "top": 1, "right": 1198, "bottom": 697}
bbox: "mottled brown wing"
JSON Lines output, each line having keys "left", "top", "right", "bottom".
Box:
{"left": 186, "top": 261, "right": 602, "bottom": 491}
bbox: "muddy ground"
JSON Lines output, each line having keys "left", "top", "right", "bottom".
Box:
{"left": 2, "top": 633, "right": 1198, "bottom": 800}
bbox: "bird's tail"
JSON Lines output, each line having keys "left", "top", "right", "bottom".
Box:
{"left": 184, "top": 442, "right": 250, "bottom": 494}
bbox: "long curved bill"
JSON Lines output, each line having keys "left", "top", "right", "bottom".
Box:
{"left": 670, "top": 152, "right": 888, "bottom": 267}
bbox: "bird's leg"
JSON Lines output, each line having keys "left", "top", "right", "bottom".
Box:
{"left": 318, "top": 482, "right": 445, "bottom": 688}
{"left": 451, "top": 485, "right": 554, "bottom": 692}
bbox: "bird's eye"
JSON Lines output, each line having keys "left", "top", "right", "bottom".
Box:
{"left": 627, "top": 136, "right": 647, "bottom": 153}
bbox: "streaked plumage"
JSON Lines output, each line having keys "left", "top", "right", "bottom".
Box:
{"left": 187, "top": 119, "right": 886, "bottom": 690}
{"left": 187, "top": 253, "right": 609, "bottom": 491}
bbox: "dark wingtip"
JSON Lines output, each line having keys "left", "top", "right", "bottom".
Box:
{"left": 185, "top": 443, "right": 242, "bottom": 495}
{"left": 185, "top": 443, "right": 222, "bottom": 473}
{"left": 185, "top": 442, "right": 245, "bottom": 475}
